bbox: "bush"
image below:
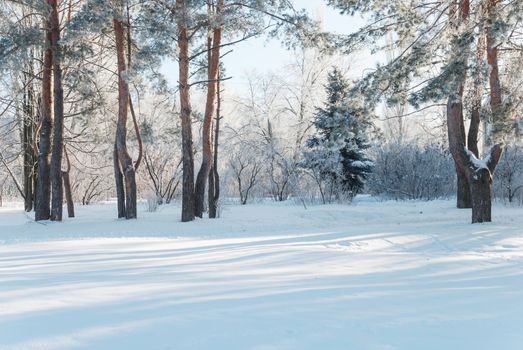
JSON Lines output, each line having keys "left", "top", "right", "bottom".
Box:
{"left": 367, "top": 142, "right": 456, "bottom": 200}
{"left": 493, "top": 144, "right": 523, "bottom": 205}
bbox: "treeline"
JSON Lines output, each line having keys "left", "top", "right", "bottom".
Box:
{"left": 1, "top": 0, "right": 523, "bottom": 224}
{"left": 0, "top": 0, "right": 313, "bottom": 222}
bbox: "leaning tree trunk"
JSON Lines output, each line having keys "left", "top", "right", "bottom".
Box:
{"left": 177, "top": 0, "right": 195, "bottom": 222}
{"left": 49, "top": 0, "right": 64, "bottom": 221}
{"left": 113, "top": 4, "right": 137, "bottom": 219}
{"left": 62, "top": 171, "right": 74, "bottom": 218}
{"left": 194, "top": 0, "right": 224, "bottom": 218}
{"left": 35, "top": 12, "right": 53, "bottom": 221}
{"left": 62, "top": 146, "right": 74, "bottom": 218}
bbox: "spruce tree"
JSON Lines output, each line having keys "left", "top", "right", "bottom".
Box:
{"left": 303, "top": 68, "right": 373, "bottom": 202}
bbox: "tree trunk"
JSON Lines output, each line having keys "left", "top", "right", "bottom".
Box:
{"left": 35, "top": 12, "right": 53, "bottom": 221}
{"left": 22, "top": 67, "right": 35, "bottom": 212}
{"left": 62, "top": 170, "right": 74, "bottom": 218}
{"left": 470, "top": 168, "right": 491, "bottom": 223}
{"left": 449, "top": 89, "right": 502, "bottom": 223}
{"left": 208, "top": 75, "right": 222, "bottom": 219}
{"left": 208, "top": 166, "right": 216, "bottom": 217}
{"left": 177, "top": 0, "right": 195, "bottom": 222}
{"left": 486, "top": 0, "right": 502, "bottom": 117}
{"left": 194, "top": 0, "right": 224, "bottom": 218}
{"left": 49, "top": 0, "right": 64, "bottom": 221}
{"left": 114, "top": 5, "right": 137, "bottom": 219}
{"left": 456, "top": 167, "right": 471, "bottom": 208}
{"left": 114, "top": 143, "right": 126, "bottom": 218}
{"left": 61, "top": 147, "right": 74, "bottom": 218}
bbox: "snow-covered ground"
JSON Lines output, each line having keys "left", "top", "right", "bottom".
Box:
{"left": 1, "top": 198, "right": 522, "bottom": 350}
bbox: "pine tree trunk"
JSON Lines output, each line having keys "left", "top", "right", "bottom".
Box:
{"left": 49, "top": 0, "right": 64, "bottom": 221}
{"left": 194, "top": 0, "right": 224, "bottom": 218}
{"left": 114, "top": 144, "right": 126, "bottom": 218}
{"left": 35, "top": 13, "right": 53, "bottom": 221}
{"left": 22, "top": 70, "right": 35, "bottom": 212}
{"left": 456, "top": 167, "right": 471, "bottom": 208}
{"left": 61, "top": 147, "right": 74, "bottom": 218}
{"left": 62, "top": 170, "right": 74, "bottom": 218}
{"left": 470, "top": 168, "right": 491, "bottom": 223}
{"left": 177, "top": 0, "right": 195, "bottom": 222}
{"left": 114, "top": 6, "right": 137, "bottom": 219}
{"left": 208, "top": 73, "right": 222, "bottom": 219}
{"left": 208, "top": 166, "right": 216, "bottom": 218}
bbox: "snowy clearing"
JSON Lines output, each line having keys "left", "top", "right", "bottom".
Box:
{"left": 1, "top": 199, "right": 523, "bottom": 350}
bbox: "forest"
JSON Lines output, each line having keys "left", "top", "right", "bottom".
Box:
{"left": 1, "top": 0, "right": 522, "bottom": 224}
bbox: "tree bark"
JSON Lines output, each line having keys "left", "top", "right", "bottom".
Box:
{"left": 126, "top": 6, "right": 143, "bottom": 172}
{"left": 62, "top": 147, "right": 74, "bottom": 218}
{"left": 114, "top": 143, "right": 126, "bottom": 218}
{"left": 208, "top": 166, "right": 216, "bottom": 217}
{"left": 177, "top": 0, "right": 195, "bottom": 222}
{"left": 35, "top": 10, "right": 53, "bottom": 221}
{"left": 456, "top": 167, "right": 471, "bottom": 208}
{"left": 22, "top": 65, "right": 36, "bottom": 212}
{"left": 114, "top": 3, "right": 137, "bottom": 219}
{"left": 467, "top": 35, "right": 485, "bottom": 159}
{"left": 468, "top": 108, "right": 481, "bottom": 158}
{"left": 49, "top": 0, "right": 64, "bottom": 221}
{"left": 194, "top": 0, "right": 224, "bottom": 218}
{"left": 469, "top": 168, "right": 491, "bottom": 222}
{"left": 208, "top": 73, "right": 222, "bottom": 219}
{"left": 62, "top": 171, "right": 74, "bottom": 218}
{"left": 486, "top": 0, "right": 502, "bottom": 117}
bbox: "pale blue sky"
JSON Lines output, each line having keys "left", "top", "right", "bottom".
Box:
{"left": 222, "top": 0, "right": 369, "bottom": 82}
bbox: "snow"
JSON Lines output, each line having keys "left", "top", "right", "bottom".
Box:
{"left": 1, "top": 199, "right": 523, "bottom": 350}
{"left": 350, "top": 160, "right": 374, "bottom": 168}
{"left": 465, "top": 148, "right": 490, "bottom": 170}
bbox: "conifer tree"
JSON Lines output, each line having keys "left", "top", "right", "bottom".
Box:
{"left": 303, "top": 68, "right": 373, "bottom": 202}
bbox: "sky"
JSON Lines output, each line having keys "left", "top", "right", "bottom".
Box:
{"left": 221, "top": 0, "right": 371, "bottom": 83}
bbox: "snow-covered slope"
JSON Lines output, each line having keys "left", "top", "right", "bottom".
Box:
{"left": 1, "top": 199, "right": 522, "bottom": 349}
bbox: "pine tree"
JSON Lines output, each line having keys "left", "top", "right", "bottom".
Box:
{"left": 303, "top": 68, "right": 373, "bottom": 203}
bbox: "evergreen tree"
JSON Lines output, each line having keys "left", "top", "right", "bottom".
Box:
{"left": 303, "top": 68, "right": 373, "bottom": 202}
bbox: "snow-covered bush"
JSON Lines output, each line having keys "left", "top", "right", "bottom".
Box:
{"left": 367, "top": 142, "right": 455, "bottom": 200}
{"left": 493, "top": 145, "right": 523, "bottom": 205}
{"left": 146, "top": 193, "right": 160, "bottom": 212}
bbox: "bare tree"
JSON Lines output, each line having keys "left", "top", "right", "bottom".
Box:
{"left": 494, "top": 145, "right": 523, "bottom": 204}
{"left": 230, "top": 145, "right": 262, "bottom": 205}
